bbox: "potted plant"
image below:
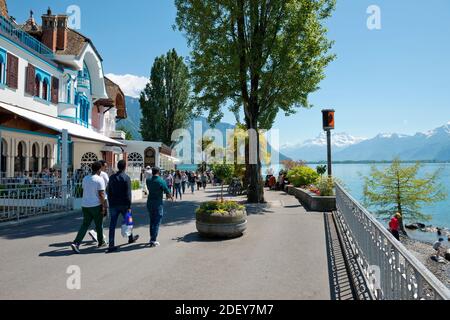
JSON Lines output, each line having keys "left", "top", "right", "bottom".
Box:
{"left": 196, "top": 201, "right": 247, "bottom": 238}
{"left": 196, "top": 163, "right": 247, "bottom": 238}
{"left": 131, "top": 180, "right": 143, "bottom": 201}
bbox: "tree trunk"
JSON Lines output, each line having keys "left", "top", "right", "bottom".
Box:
{"left": 246, "top": 119, "right": 265, "bottom": 204}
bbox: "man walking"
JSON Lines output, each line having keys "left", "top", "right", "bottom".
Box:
{"left": 88, "top": 160, "right": 109, "bottom": 243}
{"left": 106, "top": 160, "right": 139, "bottom": 253}
{"left": 146, "top": 167, "right": 173, "bottom": 248}
{"left": 71, "top": 161, "right": 108, "bottom": 254}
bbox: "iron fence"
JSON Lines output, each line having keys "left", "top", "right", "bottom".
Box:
{"left": 335, "top": 183, "right": 450, "bottom": 300}
{"left": 0, "top": 184, "right": 74, "bottom": 222}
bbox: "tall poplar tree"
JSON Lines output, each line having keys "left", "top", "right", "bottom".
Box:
{"left": 140, "top": 49, "right": 192, "bottom": 146}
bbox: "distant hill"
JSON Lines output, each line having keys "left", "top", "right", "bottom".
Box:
{"left": 281, "top": 123, "right": 450, "bottom": 162}
{"left": 118, "top": 96, "right": 290, "bottom": 162}
{"left": 116, "top": 96, "right": 143, "bottom": 140}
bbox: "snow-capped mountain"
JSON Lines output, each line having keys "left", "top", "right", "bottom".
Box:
{"left": 281, "top": 133, "right": 366, "bottom": 162}
{"left": 282, "top": 123, "right": 450, "bottom": 162}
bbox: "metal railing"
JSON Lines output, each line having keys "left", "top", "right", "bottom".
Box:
{"left": 0, "top": 15, "right": 54, "bottom": 58}
{"left": 0, "top": 184, "right": 74, "bottom": 222}
{"left": 77, "top": 75, "right": 90, "bottom": 89}
{"left": 334, "top": 183, "right": 450, "bottom": 300}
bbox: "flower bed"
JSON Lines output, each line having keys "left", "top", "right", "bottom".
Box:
{"left": 285, "top": 185, "right": 336, "bottom": 212}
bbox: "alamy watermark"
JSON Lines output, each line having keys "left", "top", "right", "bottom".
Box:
{"left": 66, "top": 265, "right": 81, "bottom": 290}
{"left": 367, "top": 5, "right": 382, "bottom": 30}
{"left": 66, "top": 5, "right": 81, "bottom": 30}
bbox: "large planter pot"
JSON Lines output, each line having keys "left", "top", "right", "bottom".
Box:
{"left": 132, "top": 189, "right": 143, "bottom": 202}
{"left": 196, "top": 208, "right": 247, "bottom": 238}
{"left": 285, "top": 185, "right": 336, "bottom": 212}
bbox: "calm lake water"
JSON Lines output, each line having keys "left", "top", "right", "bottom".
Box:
{"left": 264, "top": 163, "right": 450, "bottom": 243}
{"left": 331, "top": 163, "right": 450, "bottom": 227}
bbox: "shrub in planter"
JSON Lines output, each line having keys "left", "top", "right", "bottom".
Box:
{"left": 196, "top": 201, "right": 247, "bottom": 238}
{"left": 131, "top": 180, "right": 141, "bottom": 191}
{"left": 316, "top": 177, "right": 335, "bottom": 196}
{"left": 287, "top": 166, "right": 319, "bottom": 188}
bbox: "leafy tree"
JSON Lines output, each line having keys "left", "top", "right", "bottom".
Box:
{"left": 363, "top": 159, "right": 447, "bottom": 234}
{"left": 140, "top": 49, "right": 192, "bottom": 146}
{"left": 175, "top": 0, "right": 336, "bottom": 203}
{"left": 117, "top": 126, "right": 134, "bottom": 140}
{"left": 210, "top": 163, "right": 234, "bottom": 202}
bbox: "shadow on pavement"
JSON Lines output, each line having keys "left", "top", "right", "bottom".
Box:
{"left": 0, "top": 197, "right": 204, "bottom": 240}
{"left": 173, "top": 232, "right": 240, "bottom": 243}
{"left": 39, "top": 242, "right": 150, "bottom": 257}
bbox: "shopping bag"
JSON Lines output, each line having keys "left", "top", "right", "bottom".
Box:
{"left": 121, "top": 210, "right": 134, "bottom": 238}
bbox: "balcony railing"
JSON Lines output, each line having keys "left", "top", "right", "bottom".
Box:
{"left": 334, "top": 183, "right": 450, "bottom": 300}
{"left": 0, "top": 15, "right": 54, "bottom": 58}
{"left": 77, "top": 75, "right": 90, "bottom": 89}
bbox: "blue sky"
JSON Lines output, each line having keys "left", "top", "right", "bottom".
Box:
{"left": 9, "top": 0, "right": 450, "bottom": 145}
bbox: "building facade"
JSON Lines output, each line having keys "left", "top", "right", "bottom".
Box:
{"left": 0, "top": 3, "right": 127, "bottom": 177}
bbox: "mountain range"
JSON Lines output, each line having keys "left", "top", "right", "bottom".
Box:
{"left": 280, "top": 123, "right": 450, "bottom": 162}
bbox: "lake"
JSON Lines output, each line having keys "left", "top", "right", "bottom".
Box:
{"left": 265, "top": 162, "right": 450, "bottom": 243}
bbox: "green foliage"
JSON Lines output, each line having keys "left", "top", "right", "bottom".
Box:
{"left": 196, "top": 201, "right": 245, "bottom": 215}
{"left": 140, "top": 49, "right": 193, "bottom": 146}
{"left": 131, "top": 180, "right": 141, "bottom": 191}
{"left": 287, "top": 166, "right": 319, "bottom": 187}
{"left": 210, "top": 163, "right": 234, "bottom": 184}
{"left": 175, "top": 0, "right": 336, "bottom": 203}
{"left": 316, "top": 165, "right": 327, "bottom": 176}
{"left": 117, "top": 126, "right": 134, "bottom": 140}
{"left": 316, "top": 176, "right": 334, "bottom": 196}
{"left": 363, "top": 158, "right": 447, "bottom": 228}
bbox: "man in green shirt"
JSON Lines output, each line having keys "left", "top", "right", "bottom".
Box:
{"left": 146, "top": 167, "right": 173, "bottom": 247}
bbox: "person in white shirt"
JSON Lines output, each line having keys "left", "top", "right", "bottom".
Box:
{"left": 144, "top": 166, "right": 153, "bottom": 195}
{"left": 88, "top": 160, "right": 109, "bottom": 243}
{"left": 71, "top": 161, "right": 108, "bottom": 254}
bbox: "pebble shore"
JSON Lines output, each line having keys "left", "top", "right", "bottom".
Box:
{"left": 401, "top": 236, "right": 450, "bottom": 290}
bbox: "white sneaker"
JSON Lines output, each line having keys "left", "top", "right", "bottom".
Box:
{"left": 88, "top": 230, "right": 98, "bottom": 243}
{"left": 149, "top": 241, "right": 160, "bottom": 248}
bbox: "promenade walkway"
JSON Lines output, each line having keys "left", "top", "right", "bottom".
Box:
{"left": 0, "top": 186, "right": 352, "bottom": 300}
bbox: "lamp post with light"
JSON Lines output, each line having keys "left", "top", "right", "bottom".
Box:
{"left": 322, "top": 109, "right": 335, "bottom": 177}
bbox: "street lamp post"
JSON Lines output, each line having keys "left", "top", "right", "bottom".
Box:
{"left": 322, "top": 109, "right": 335, "bottom": 177}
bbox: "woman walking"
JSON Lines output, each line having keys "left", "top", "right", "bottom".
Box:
{"left": 181, "top": 171, "right": 188, "bottom": 194}
{"left": 173, "top": 170, "right": 183, "bottom": 200}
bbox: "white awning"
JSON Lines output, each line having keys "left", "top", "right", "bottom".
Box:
{"left": 0, "top": 102, "right": 125, "bottom": 146}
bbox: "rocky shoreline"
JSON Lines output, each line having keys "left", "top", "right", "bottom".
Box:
{"left": 401, "top": 235, "right": 450, "bottom": 290}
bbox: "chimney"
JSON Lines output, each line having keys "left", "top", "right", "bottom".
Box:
{"left": 41, "top": 8, "right": 57, "bottom": 52}
{"left": 0, "top": 0, "right": 8, "bottom": 18}
{"left": 56, "top": 15, "right": 68, "bottom": 51}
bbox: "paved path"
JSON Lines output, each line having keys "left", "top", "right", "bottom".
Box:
{"left": 0, "top": 187, "right": 334, "bottom": 300}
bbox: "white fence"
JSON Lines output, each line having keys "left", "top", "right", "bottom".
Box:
{"left": 0, "top": 184, "right": 74, "bottom": 222}
{"left": 335, "top": 183, "right": 450, "bottom": 300}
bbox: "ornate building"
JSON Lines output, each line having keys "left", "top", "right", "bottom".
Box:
{"left": 0, "top": 3, "right": 128, "bottom": 177}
